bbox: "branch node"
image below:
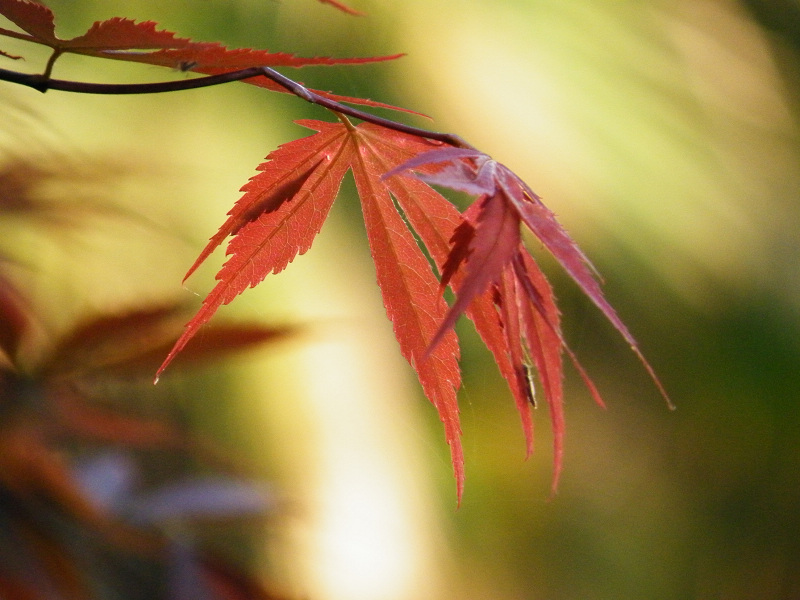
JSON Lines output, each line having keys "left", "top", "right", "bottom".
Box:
{"left": 30, "top": 74, "right": 50, "bottom": 93}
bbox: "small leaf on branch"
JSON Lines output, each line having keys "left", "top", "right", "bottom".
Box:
{"left": 0, "top": 0, "right": 58, "bottom": 46}
{"left": 0, "top": 0, "right": 403, "bottom": 109}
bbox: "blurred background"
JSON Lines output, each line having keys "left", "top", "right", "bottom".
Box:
{"left": 1, "top": 0, "right": 799, "bottom": 599}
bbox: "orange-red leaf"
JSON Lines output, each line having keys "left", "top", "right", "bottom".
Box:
{"left": 160, "top": 120, "right": 466, "bottom": 498}
{"left": 390, "top": 183, "right": 539, "bottom": 459}
{"left": 157, "top": 122, "right": 349, "bottom": 380}
{"left": 0, "top": 2, "right": 374, "bottom": 63}
{"left": 39, "top": 304, "right": 292, "bottom": 378}
{"left": 61, "top": 18, "right": 191, "bottom": 52}
{"left": 429, "top": 193, "right": 520, "bottom": 353}
{"left": 183, "top": 156, "right": 324, "bottom": 283}
{"left": 512, "top": 253, "right": 566, "bottom": 490}
{"left": 0, "top": 1, "right": 189, "bottom": 52}
{"left": 101, "top": 44, "right": 402, "bottom": 72}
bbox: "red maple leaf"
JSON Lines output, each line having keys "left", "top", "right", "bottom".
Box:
{"left": 156, "top": 119, "right": 466, "bottom": 497}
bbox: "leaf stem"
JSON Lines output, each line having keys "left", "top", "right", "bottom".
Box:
{"left": 0, "top": 64, "right": 475, "bottom": 149}
{"left": 42, "top": 49, "right": 62, "bottom": 80}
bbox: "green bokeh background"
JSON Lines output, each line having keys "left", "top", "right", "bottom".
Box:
{"left": 2, "top": 1, "right": 799, "bottom": 599}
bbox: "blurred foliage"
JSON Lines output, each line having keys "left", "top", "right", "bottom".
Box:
{"left": 2, "top": 1, "right": 800, "bottom": 600}
{"left": 0, "top": 154, "right": 293, "bottom": 598}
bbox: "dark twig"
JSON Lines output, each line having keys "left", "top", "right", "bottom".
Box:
{"left": 0, "top": 64, "right": 474, "bottom": 149}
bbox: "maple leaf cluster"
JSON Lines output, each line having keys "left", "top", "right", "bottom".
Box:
{"left": 155, "top": 120, "right": 670, "bottom": 500}
{"left": 0, "top": 0, "right": 670, "bottom": 502}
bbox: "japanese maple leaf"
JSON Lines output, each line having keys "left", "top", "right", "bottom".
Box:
{"left": 156, "top": 119, "right": 467, "bottom": 498}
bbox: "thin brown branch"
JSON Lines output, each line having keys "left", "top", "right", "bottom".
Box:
{"left": 0, "top": 64, "right": 474, "bottom": 149}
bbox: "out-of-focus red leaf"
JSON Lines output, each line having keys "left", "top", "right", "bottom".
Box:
{"left": 316, "top": 0, "right": 365, "bottom": 16}
{"left": 0, "top": 421, "right": 155, "bottom": 555}
{"left": 37, "top": 304, "right": 293, "bottom": 378}
{"left": 200, "top": 557, "right": 291, "bottom": 600}
{"left": 0, "top": 274, "right": 31, "bottom": 364}
{"left": 148, "top": 323, "right": 296, "bottom": 373}
{"left": 0, "top": 573, "right": 42, "bottom": 600}
{"left": 40, "top": 305, "right": 185, "bottom": 377}
{"left": 51, "top": 387, "right": 191, "bottom": 450}
{"left": 0, "top": 159, "right": 142, "bottom": 223}
{"left": 0, "top": 526, "right": 91, "bottom": 600}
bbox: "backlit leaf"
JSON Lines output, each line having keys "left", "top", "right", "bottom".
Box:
{"left": 160, "top": 120, "right": 467, "bottom": 498}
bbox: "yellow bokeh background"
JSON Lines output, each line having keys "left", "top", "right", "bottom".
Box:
{"left": 2, "top": 1, "right": 799, "bottom": 599}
